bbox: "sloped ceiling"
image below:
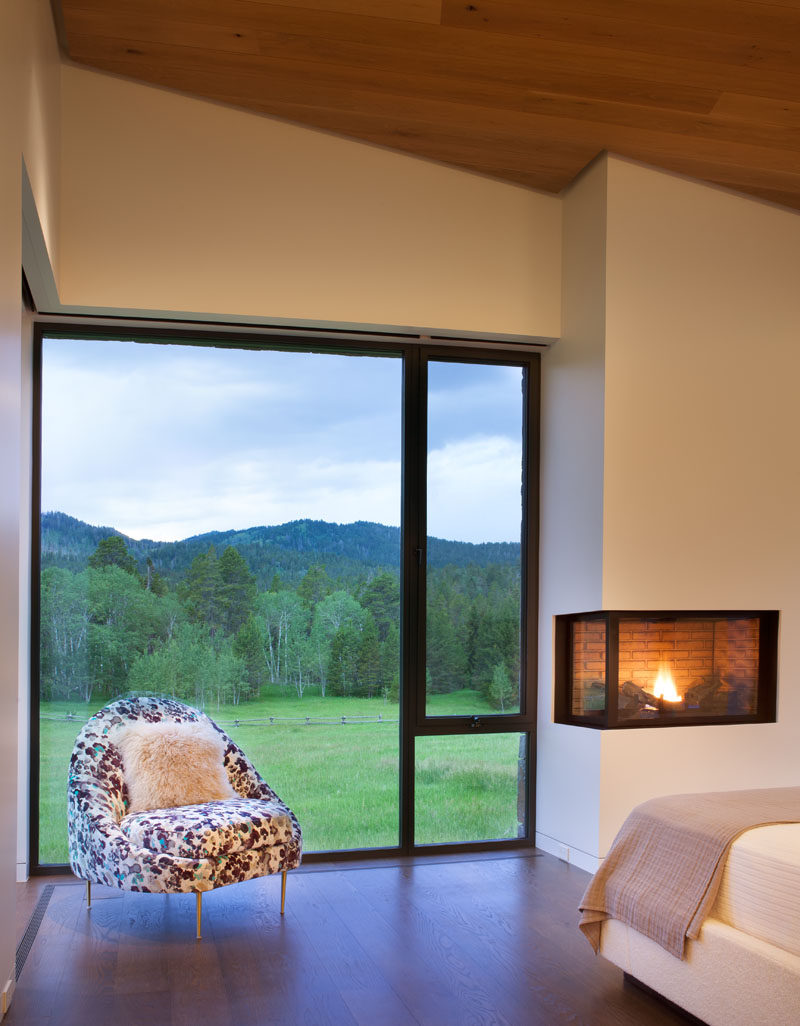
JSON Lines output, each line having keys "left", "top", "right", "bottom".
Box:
{"left": 56, "top": 0, "right": 800, "bottom": 210}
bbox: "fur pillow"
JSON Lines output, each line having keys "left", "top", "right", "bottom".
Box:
{"left": 116, "top": 719, "right": 237, "bottom": 814}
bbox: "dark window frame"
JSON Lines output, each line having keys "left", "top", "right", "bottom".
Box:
{"left": 30, "top": 321, "right": 539, "bottom": 871}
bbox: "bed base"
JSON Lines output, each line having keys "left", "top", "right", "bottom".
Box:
{"left": 600, "top": 917, "right": 800, "bottom": 1026}
{"left": 623, "top": 972, "right": 707, "bottom": 1024}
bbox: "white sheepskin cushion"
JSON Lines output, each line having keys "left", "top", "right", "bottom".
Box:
{"left": 116, "top": 720, "right": 237, "bottom": 814}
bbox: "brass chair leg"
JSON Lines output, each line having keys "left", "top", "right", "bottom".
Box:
{"left": 196, "top": 891, "right": 202, "bottom": 940}
{"left": 86, "top": 879, "right": 92, "bottom": 909}
{"left": 281, "top": 868, "right": 287, "bottom": 915}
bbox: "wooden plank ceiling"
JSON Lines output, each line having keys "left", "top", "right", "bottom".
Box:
{"left": 57, "top": 0, "right": 800, "bottom": 209}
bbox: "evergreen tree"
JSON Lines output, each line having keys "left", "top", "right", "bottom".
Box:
{"left": 426, "top": 598, "right": 467, "bottom": 693}
{"left": 327, "top": 622, "right": 361, "bottom": 697}
{"left": 465, "top": 603, "right": 481, "bottom": 684}
{"left": 233, "top": 614, "right": 266, "bottom": 695}
{"left": 182, "top": 544, "right": 256, "bottom": 639}
{"left": 361, "top": 571, "right": 400, "bottom": 642}
{"left": 379, "top": 622, "right": 400, "bottom": 702}
{"left": 356, "top": 614, "right": 381, "bottom": 697}
{"left": 386, "top": 669, "right": 400, "bottom": 703}
{"left": 467, "top": 595, "right": 520, "bottom": 696}
{"left": 88, "top": 535, "right": 138, "bottom": 576}
{"left": 182, "top": 545, "right": 223, "bottom": 636}
{"left": 218, "top": 545, "right": 257, "bottom": 635}
{"left": 144, "top": 557, "right": 168, "bottom": 596}
{"left": 296, "top": 563, "right": 332, "bottom": 608}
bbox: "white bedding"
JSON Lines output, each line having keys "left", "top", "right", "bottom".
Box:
{"left": 713, "top": 823, "right": 800, "bottom": 958}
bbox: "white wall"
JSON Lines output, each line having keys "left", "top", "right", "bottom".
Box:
{"left": 0, "top": 0, "right": 61, "bottom": 1010}
{"left": 58, "top": 66, "right": 562, "bottom": 341}
{"left": 536, "top": 158, "right": 607, "bottom": 871}
{"left": 596, "top": 157, "right": 800, "bottom": 854}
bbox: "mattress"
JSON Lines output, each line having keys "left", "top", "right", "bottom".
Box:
{"left": 712, "top": 823, "right": 800, "bottom": 958}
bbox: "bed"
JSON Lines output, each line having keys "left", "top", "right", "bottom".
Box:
{"left": 578, "top": 789, "right": 800, "bottom": 1026}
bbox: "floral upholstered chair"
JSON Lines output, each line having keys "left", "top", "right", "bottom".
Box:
{"left": 67, "top": 695, "right": 302, "bottom": 938}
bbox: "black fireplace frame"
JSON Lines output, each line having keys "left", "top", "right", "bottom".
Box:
{"left": 554, "top": 609, "right": 779, "bottom": 729}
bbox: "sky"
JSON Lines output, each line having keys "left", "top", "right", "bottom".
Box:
{"left": 41, "top": 337, "right": 524, "bottom": 544}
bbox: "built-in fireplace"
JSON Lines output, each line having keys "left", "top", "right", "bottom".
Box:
{"left": 554, "top": 610, "right": 779, "bottom": 728}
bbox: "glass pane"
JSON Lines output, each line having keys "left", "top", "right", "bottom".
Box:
{"left": 414, "top": 733, "right": 527, "bottom": 844}
{"left": 570, "top": 618, "right": 607, "bottom": 719}
{"left": 39, "top": 337, "right": 401, "bottom": 861}
{"left": 617, "top": 615, "right": 761, "bottom": 722}
{"left": 425, "top": 361, "right": 523, "bottom": 716}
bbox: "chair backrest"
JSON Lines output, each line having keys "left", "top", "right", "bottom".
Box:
{"left": 68, "top": 695, "right": 265, "bottom": 821}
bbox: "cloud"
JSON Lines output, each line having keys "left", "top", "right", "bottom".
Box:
{"left": 95, "top": 455, "right": 402, "bottom": 541}
{"left": 427, "top": 436, "right": 522, "bottom": 544}
{"left": 40, "top": 337, "right": 523, "bottom": 544}
{"left": 41, "top": 339, "right": 403, "bottom": 540}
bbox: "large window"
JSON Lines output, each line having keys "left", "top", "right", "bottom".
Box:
{"left": 32, "top": 328, "right": 538, "bottom": 867}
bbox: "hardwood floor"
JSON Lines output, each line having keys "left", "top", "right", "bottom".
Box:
{"left": 10, "top": 852, "right": 690, "bottom": 1025}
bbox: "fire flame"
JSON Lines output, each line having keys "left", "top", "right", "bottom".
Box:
{"left": 653, "top": 664, "right": 682, "bottom": 703}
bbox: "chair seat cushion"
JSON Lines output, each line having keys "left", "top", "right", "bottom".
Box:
{"left": 120, "top": 797, "right": 296, "bottom": 860}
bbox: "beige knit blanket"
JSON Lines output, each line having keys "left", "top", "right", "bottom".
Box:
{"left": 578, "top": 786, "right": 800, "bottom": 959}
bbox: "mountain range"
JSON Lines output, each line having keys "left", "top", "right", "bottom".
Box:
{"left": 40, "top": 512, "right": 520, "bottom": 589}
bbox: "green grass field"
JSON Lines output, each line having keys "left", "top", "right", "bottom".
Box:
{"left": 39, "top": 688, "right": 524, "bottom": 864}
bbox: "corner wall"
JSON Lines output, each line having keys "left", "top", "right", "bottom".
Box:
{"left": 536, "top": 158, "right": 607, "bottom": 871}
{"left": 0, "top": 0, "right": 61, "bottom": 1011}
{"left": 59, "top": 66, "right": 561, "bottom": 340}
{"left": 540, "top": 156, "right": 800, "bottom": 868}
{"left": 597, "top": 157, "right": 800, "bottom": 854}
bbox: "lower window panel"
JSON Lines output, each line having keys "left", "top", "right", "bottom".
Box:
{"left": 414, "top": 732, "right": 527, "bottom": 845}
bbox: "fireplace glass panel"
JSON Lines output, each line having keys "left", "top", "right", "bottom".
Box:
{"left": 570, "top": 618, "right": 607, "bottom": 718}
{"left": 555, "top": 610, "right": 777, "bottom": 729}
{"left": 616, "top": 616, "right": 759, "bottom": 721}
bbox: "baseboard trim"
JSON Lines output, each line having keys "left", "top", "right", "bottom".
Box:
{"left": 534, "top": 832, "right": 600, "bottom": 873}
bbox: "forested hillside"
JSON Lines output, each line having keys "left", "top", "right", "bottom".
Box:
{"left": 39, "top": 514, "right": 521, "bottom": 711}
{"left": 41, "top": 512, "right": 519, "bottom": 584}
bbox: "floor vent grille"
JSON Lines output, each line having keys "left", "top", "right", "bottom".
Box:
{"left": 16, "top": 884, "right": 55, "bottom": 981}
